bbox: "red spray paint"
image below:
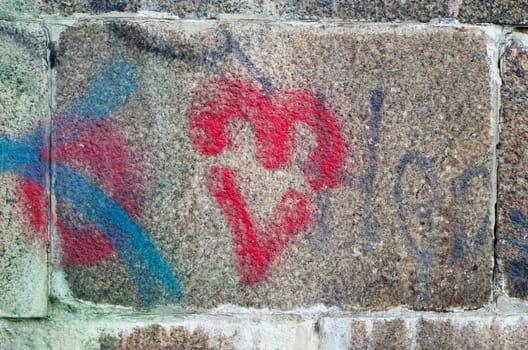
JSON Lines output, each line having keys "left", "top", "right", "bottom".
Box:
{"left": 189, "top": 76, "right": 346, "bottom": 283}
{"left": 207, "top": 166, "right": 312, "bottom": 284}
{"left": 18, "top": 119, "right": 144, "bottom": 265}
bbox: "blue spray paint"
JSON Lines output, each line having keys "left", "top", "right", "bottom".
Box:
{"left": 0, "top": 61, "right": 182, "bottom": 305}
{"left": 360, "top": 89, "right": 384, "bottom": 253}
{"left": 0, "top": 136, "right": 46, "bottom": 185}
{"left": 510, "top": 208, "right": 528, "bottom": 233}
{"left": 66, "top": 62, "right": 137, "bottom": 120}
{"left": 508, "top": 259, "right": 528, "bottom": 296}
{"left": 505, "top": 208, "right": 528, "bottom": 297}
{"left": 449, "top": 166, "right": 489, "bottom": 263}
{"left": 53, "top": 62, "right": 137, "bottom": 147}
{"left": 393, "top": 150, "right": 440, "bottom": 307}
{"left": 222, "top": 30, "right": 274, "bottom": 96}
{"left": 54, "top": 164, "right": 181, "bottom": 304}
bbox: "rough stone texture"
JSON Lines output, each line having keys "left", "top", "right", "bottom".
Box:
{"left": 51, "top": 21, "right": 494, "bottom": 311}
{"left": 334, "top": 0, "right": 527, "bottom": 25}
{"left": 497, "top": 34, "right": 528, "bottom": 300}
{"left": 0, "top": 21, "right": 49, "bottom": 317}
{"left": 0, "top": 313, "right": 318, "bottom": 349}
{"left": 319, "top": 315, "right": 528, "bottom": 349}
{"left": 35, "top": 1, "right": 528, "bottom": 25}
{"left": 98, "top": 324, "right": 233, "bottom": 350}
{"left": 0, "top": 0, "right": 35, "bottom": 20}
{"left": 490, "top": 1, "right": 528, "bottom": 25}
{"left": 4, "top": 313, "right": 528, "bottom": 349}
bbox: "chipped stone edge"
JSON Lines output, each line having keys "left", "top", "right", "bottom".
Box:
{"left": 483, "top": 24, "right": 509, "bottom": 307}
{"left": 29, "top": 14, "right": 501, "bottom": 34}
{"left": 42, "top": 21, "right": 77, "bottom": 310}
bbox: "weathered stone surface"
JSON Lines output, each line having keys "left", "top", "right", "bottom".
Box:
{"left": 51, "top": 21, "right": 494, "bottom": 311}
{"left": 490, "top": 1, "right": 528, "bottom": 25}
{"left": 497, "top": 34, "right": 528, "bottom": 300}
{"left": 98, "top": 325, "right": 230, "bottom": 350}
{"left": 334, "top": 0, "right": 527, "bottom": 25}
{"left": 5, "top": 313, "right": 528, "bottom": 349}
{"left": 0, "top": 314, "right": 318, "bottom": 349}
{"left": 0, "top": 21, "right": 49, "bottom": 317}
{"left": 333, "top": 0, "right": 485, "bottom": 23}
{"left": 35, "top": 0, "right": 528, "bottom": 24}
{"left": 35, "top": 0, "right": 312, "bottom": 17}
{"left": 319, "top": 315, "right": 528, "bottom": 349}
{"left": 0, "top": 0, "right": 35, "bottom": 20}
{"left": 35, "top": 0, "right": 138, "bottom": 14}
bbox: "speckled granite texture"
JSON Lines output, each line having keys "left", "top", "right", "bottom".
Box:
{"left": 51, "top": 21, "right": 494, "bottom": 311}
{"left": 0, "top": 0, "right": 35, "bottom": 19}
{"left": 32, "top": 0, "right": 528, "bottom": 24}
{"left": 0, "top": 314, "right": 318, "bottom": 349}
{"left": 99, "top": 324, "right": 233, "bottom": 350}
{"left": 319, "top": 315, "right": 528, "bottom": 349}
{"left": 498, "top": 36, "right": 528, "bottom": 300}
{"left": 0, "top": 21, "right": 49, "bottom": 317}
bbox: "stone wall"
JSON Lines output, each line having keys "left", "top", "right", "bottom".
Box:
{"left": 0, "top": 0, "right": 527, "bottom": 348}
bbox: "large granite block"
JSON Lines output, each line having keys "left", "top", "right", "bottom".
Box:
{"left": 497, "top": 34, "right": 528, "bottom": 300}
{"left": 0, "top": 314, "right": 318, "bottom": 349}
{"left": 52, "top": 21, "right": 494, "bottom": 310}
{"left": 334, "top": 0, "right": 528, "bottom": 25}
{"left": 0, "top": 22, "right": 49, "bottom": 317}
{"left": 35, "top": 1, "right": 528, "bottom": 25}
{"left": 319, "top": 315, "right": 528, "bottom": 349}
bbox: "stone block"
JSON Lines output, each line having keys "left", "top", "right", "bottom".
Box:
{"left": 0, "top": 314, "right": 318, "bottom": 349}
{"left": 51, "top": 21, "right": 494, "bottom": 310}
{"left": 35, "top": 1, "right": 528, "bottom": 24}
{"left": 319, "top": 315, "right": 528, "bottom": 349}
{"left": 333, "top": 0, "right": 527, "bottom": 24}
{"left": 96, "top": 317, "right": 317, "bottom": 350}
{"left": 0, "top": 21, "right": 49, "bottom": 317}
{"left": 35, "top": 0, "right": 138, "bottom": 14}
{"left": 497, "top": 34, "right": 528, "bottom": 300}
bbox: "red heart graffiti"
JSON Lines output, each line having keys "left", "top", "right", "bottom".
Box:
{"left": 188, "top": 75, "right": 346, "bottom": 284}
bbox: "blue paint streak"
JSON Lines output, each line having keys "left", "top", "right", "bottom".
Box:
{"left": 52, "top": 62, "right": 138, "bottom": 147}
{"left": 449, "top": 166, "right": 490, "bottom": 264}
{"left": 508, "top": 259, "right": 528, "bottom": 298}
{"left": 510, "top": 208, "right": 528, "bottom": 234}
{"left": 0, "top": 61, "right": 182, "bottom": 305}
{"left": 0, "top": 135, "right": 181, "bottom": 304}
{"left": 66, "top": 62, "right": 137, "bottom": 120}
{"left": 393, "top": 150, "right": 440, "bottom": 307}
{"left": 54, "top": 164, "right": 182, "bottom": 304}
{"left": 222, "top": 30, "right": 274, "bottom": 95}
{"left": 0, "top": 136, "right": 46, "bottom": 184}
{"left": 18, "top": 62, "right": 137, "bottom": 150}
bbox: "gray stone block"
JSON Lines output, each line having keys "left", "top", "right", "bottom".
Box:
{"left": 35, "top": 1, "right": 528, "bottom": 24}
{"left": 0, "top": 314, "right": 318, "bottom": 349}
{"left": 52, "top": 21, "right": 495, "bottom": 311}
{"left": 0, "top": 21, "right": 49, "bottom": 317}
{"left": 497, "top": 34, "right": 528, "bottom": 300}
{"left": 319, "top": 315, "right": 528, "bottom": 349}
